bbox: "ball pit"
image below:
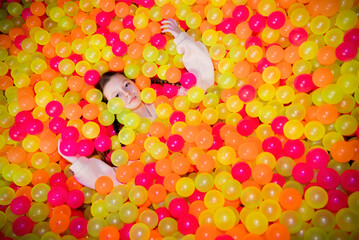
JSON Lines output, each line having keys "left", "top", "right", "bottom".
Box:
{"left": 0, "top": 0, "right": 359, "bottom": 239}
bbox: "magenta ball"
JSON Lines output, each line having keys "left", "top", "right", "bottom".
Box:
{"left": 271, "top": 173, "right": 286, "bottom": 187}
{"left": 9, "top": 124, "right": 27, "bottom": 141}
{"left": 169, "top": 111, "right": 185, "bottom": 124}
{"left": 25, "top": 119, "right": 44, "bottom": 135}
{"left": 150, "top": 33, "right": 167, "bottom": 49}
{"left": 248, "top": 14, "right": 266, "bottom": 32}
{"left": 316, "top": 168, "right": 340, "bottom": 190}
{"left": 135, "top": 172, "right": 154, "bottom": 190}
{"left": 236, "top": 118, "right": 258, "bottom": 136}
{"left": 96, "top": 11, "right": 111, "bottom": 27}
{"left": 10, "top": 196, "right": 31, "bottom": 215}
{"left": 49, "top": 56, "right": 62, "bottom": 71}
{"left": 94, "top": 135, "right": 111, "bottom": 152}
{"left": 335, "top": 42, "right": 358, "bottom": 62}
{"left": 288, "top": 28, "right": 308, "bottom": 46}
{"left": 232, "top": 5, "right": 249, "bottom": 23}
{"left": 12, "top": 216, "right": 33, "bottom": 236}
{"left": 325, "top": 189, "right": 348, "bottom": 213}
{"left": 14, "top": 35, "right": 26, "bottom": 50}
{"left": 168, "top": 198, "right": 189, "bottom": 219}
{"left": 15, "top": 111, "right": 33, "bottom": 123}
{"left": 120, "top": 223, "right": 133, "bottom": 240}
{"left": 284, "top": 140, "right": 305, "bottom": 159}
{"left": 292, "top": 163, "right": 314, "bottom": 184}
{"left": 245, "top": 36, "right": 263, "bottom": 48}
{"left": 209, "top": 134, "right": 223, "bottom": 150}
{"left": 189, "top": 190, "right": 205, "bottom": 203}
{"left": 267, "top": 11, "right": 285, "bottom": 29}
{"left": 45, "top": 101, "right": 63, "bottom": 117}
{"left": 144, "top": 162, "right": 159, "bottom": 178}
{"left": 66, "top": 190, "right": 85, "bottom": 209}
{"left": 256, "top": 58, "right": 273, "bottom": 73}
{"left": 262, "top": 136, "right": 282, "bottom": 158}
{"left": 306, "top": 148, "right": 329, "bottom": 169}
{"left": 69, "top": 54, "right": 82, "bottom": 64}
{"left": 167, "top": 134, "right": 184, "bottom": 152}
{"left": 59, "top": 138, "right": 78, "bottom": 157}
{"left": 271, "top": 116, "right": 288, "bottom": 135}
{"left": 49, "top": 117, "right": 67, "bottom": 134}
{"left": 180, "top": 72, "right": 197, "bottom": 89}
{"left": 77, "top": 139, "right": 95, "bottom": 156}
{"left": 344, "top": 28, "right": 359, "bottom": 47}
{"left": 216, "top": 235, "right": 235, "bottom": 240}
{"left": 47, "top": 187, "right": 68, "bottom": 207}
{"left": 84, "top": 70, "right": 101, "bottom": 85}
{"left": 162, "top": 84, "right": 178, "bottom": 99}
{"left": 49, "top": 172, "right": 68, "bottom": 185}
{"left": 122, "top": 15, "right": 135, "bottom": 30}
{"left": 294, "top": 74, "right": 313, "bottom": 92}
{"left": 68, "top": 217, "right": 88, "bottom": 238}
{"left": 151, "top": 83, "right": 163, "bottom": 96}
{"left": 137, "top": 0, "right": 155, "bottom": 8}
{"left": 238, "top": 84, "right": 256, "bottom": 102}
{"left": 340, "top": 169, "right": 359, "bottom": 192}
{"left": 106, "top": 32, "right": 120, "bottom": 46}
{"left": 218, "top": 18, "right": 237, "bottom": 34}
{"left": 177, "top": 214, "right": 199, "bottom": 235}
{"left": 155, "top": 207, "right": 171, "bottom": 221}
{"left": 231, "top": 162, "right": 251, "bottom": 182}
{"left": 21, "top": 8, "right": 32, "bottom": 21}
{"left": 61, "top": 126, "right": 80, "bottom": 141}
{"left": 112, "top": 40, "right": 127, "bottom": 57}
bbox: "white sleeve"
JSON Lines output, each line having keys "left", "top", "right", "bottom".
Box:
{"left": 173, "top": 32, "right": 215, "bottom": 92}
{"left": 70, "top": 157, "right": 120, "bottom": 189}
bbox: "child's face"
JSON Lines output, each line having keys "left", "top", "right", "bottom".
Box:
{"left": 103, "top": 74, "right": 142, "bottom": 110}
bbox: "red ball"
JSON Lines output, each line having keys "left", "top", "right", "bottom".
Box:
{"left": 84, "top": 70, "right": 101, "bottom": 85}
{"left": 12, "top": 216, "right": 33, "bottom": 236}
{"left": 10, "top": 196, "right": 31, "bottom": 215}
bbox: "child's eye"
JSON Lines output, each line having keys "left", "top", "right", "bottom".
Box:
{"left": 116, "top": 93, "right": 120, "bottom": 97}
{"left": 124, "top": 82, "right": 129, "bottom": 88}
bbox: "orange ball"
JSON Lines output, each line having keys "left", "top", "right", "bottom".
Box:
{"left": 160, "top": 4, "right": 176, "bottom": 19}
{"left": 316, "top": 46, "right": 336, "bottom": 65}
{"left": 251, "top": 164, "right": 273, "bottom": 185}
{"left": 64, "top": 103, "right": 83, "bottom": 120}
{"left": 115, "top": 2, "right": 130, "bottom": 18}
{"left": 31, "top": 169, "right": 49, "bottom": 185}
{"left": 49, "top": 214, "right": 70, "bottom": 234}
{"left": 195, "top": 224, "right": 219, "bottom": 240}
{"left": 99, "top": 0, "right": 115, "bottom": 12}
{"left": 316, "top": 104, "right": 338, "bottom": 124}
{"left": 330, "top": 141, "right": 355, "bottom": 163}
{"left": 163, "top": 173, "right": 180, "bottom": 192}
{"left": 95, "top": 176, "right": 114, "bottom": 195}
{"left": 196, "top": 153, "right": 215, "bottom": 173}
{"left": 312, "top": 68, "right": 333, "bottom": 87}
{"left": 265, "top": 223, "right": 290, "bottom": 240}
{"left": 266, "top": 45, "right": 284, "bottom": 64}
{"left": 99, "top": 226, "right": 120, "bottom": 240}
{"left": 7, "top": 147, "right": 27, "bottom": 164}
{"left": 195, "top": 130, "right": 214, "bottom": 149}
{"left": 279, "top": 188, "right": 302, "bottom": 210}
{"left": 30, "top": 2, "right": 46, "bottom": 16}
{"left": 165, "top": 67, "right": 181, "bottom": 84}
{"left": 155, "top": 157, "right": 172, "bottom": 177}
{"left": 147, "top": 184, "right": 167, "bottom": 203}
{"left": 171, "top": 155, "right": 191, "bottom": 175}
{"left": 109, "top": 56, "right": 125, "bottom": 72}
{"left": 233, "top": 61, "right": 252, "bottom": 79}
{"left": 115, "top": 165, "right": 134, "bottom": 183}
{"left": 238, "top": 142, "right": 260, "bottom": 162}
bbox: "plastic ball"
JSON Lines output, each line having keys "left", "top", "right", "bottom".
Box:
{"left": 10, "top": 196, "right": 31, "bottom": 215}
{"left": 12, "top": 216, "right": 34, "bottom": 236}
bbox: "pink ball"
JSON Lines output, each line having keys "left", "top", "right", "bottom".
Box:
{"left": 45, "top": 101, "right": 63, "bottom": 117}
{"left": 15, "top": 111, "right": 33, "bottom": 123}
{"left": 25, "top": 119, "right": 44, "bottom": 135}
{"left": 188, "top": 190, "right": 205, "bottom": 203}
{"left": 122, "top": 15, "right": 135, "bottom": 30}
{"left": 340, "top": 169, "right": 359, "bottom": 192}
{"left": 238, "top": 84, "right": 256, "bottom": 102}
{"left": 9, "top": 124, "right": 27, "bottom": 141}
{"left": 256, "top": 58, "right": 273, "bottom": 73}
{"left": 167, "top": 134, "right": 184, "bottom": 152}
{"left": 212, "top": 122, "right": 225, "bottom": 136}
{"left": 325, "top": 189, "right": 348, "bottom": 213}
{"left": 69, "top": 217, "right": 88, "bottom": 238}
{"left": 49, "top": 117, "right": 67, "bottom": 134}
{"left": 96, "top": 11, "right": 111, "bottom": 27}
{"left": 21, "top": 8, "right": 32, "bottom": 21}
{"left": 316, "top": 168, "right": 340, "bottom": 190}
{"left": 245, "top": 36, "right": 263, "bottom": 48}
{"left": 294, "top": 74, "right": 314, "bottom": 92}
{"left": 94, "top": 135, "right": 111, "bottom": 152}
{"left": 12, "top": 216, "right": 33, "bottom": 236}
{"left": 135, "top": 172, "right": 154, "bottom": 190}
{"left": 47, "top": 187, "right": 68, "bottom": 206}
{"left": 306, "top": 148, "right": 329, "bottom": 169}
{"left": 232, "top": 5, "right": 249, "bottom": 23}
{"left": 262, "top": 136, "right": 282, "bottom": 157}
{"left": 335, "top": 42, "right": 358, "bottom": 62}
{"left": 150, "top": 33, "right": 167, "bottom": 49}
{"left": 267, "top": 11, "right": 285, "bottom": 29}
{"left": 168, "top": 198, "right": 189, "bottom": 219}
{"left": 10, "top": 196, "right": 31, "bottom": 215}
{"left": 151, "top": 84, "right": 163, "bottom": 96}
{"left": 218, "top": 18, "right": 237, "bottom": 34}
{"left": 284, "top": 140, "right": 305, "bottom": 159}
{"left": 112, "top": 40, "right": 127, "bottom": 56}
{"left": 49, "top": 172, "right": 68, "bottom": 185}
{"left": 77, "top": 139, "right": 95, "bottom": 156}
{"left": 96, "top": 26, "right": 110, "bottom": 36}
{"left": 169, "top": 111, "right": 185, "bottom": 124}
{"left": 106, "top": 32, "right": 120, "bottom": 46}
{"left": 120, "top": 223, "right": 133, "bottom": 240}
{"left": 288, "top": 28, "right": 308, "bottom": 46}
{"left": 59, "top": 139, "right": 78, "bottom": 157}
{"left": 14, "top": 35, "right": 26, "bottom": 50}
{"left": 271, "top": 173, "right": 286, "bottom": 187}
{"left": 344, "top": 28, "right": 359, "bottom": 47}
{"left": 236, "top": 118, "right": 258, "bottom": 136}
{"left": 178, "top": 214, "right": 199, "bottom": 235}
{"left": 180, "top": 72, "right": 197, "bottom": 89}
{"left": 84, "top": 70, "right": 101, "bottom": 86}
{"left": 135, "top": 0, "right": 155, "bottom": 8}
{"left": 231, "top": 162, "right": 251, "bottom": 182}
{"left": 209, "top": 134, "right": 223, "bottom": 150}
{"left": 162, "top": 84, "right": 178, "bottom": 99}
{"left": 248, "top": 14, "right": 266, "bottom": 32}
{"left": 292, "top": 163, "right": 314, "bottom": 184}
{"left": 271, "top": 116, "right": 288, "bottom": 135}
{"left": 61, "top": 126, "right": 80, "bottom": 141}
{"left": 69, "top": 54, "right": 82, "bottom": 64}
{"left": 66, "top": 190, "right": 85, "bottom": 209}
{"left": 155, "top": 207, "right": 171, "bottom": 221}
{"left": 216, "top": 235, "right": 235, "bottom": 240}
{"left": 49, "top": 56, "right": 62, "bottom": 71}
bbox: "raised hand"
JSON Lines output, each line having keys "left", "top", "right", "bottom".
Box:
{"left": 161, "top": 18, "right": 182, "bottom": 38}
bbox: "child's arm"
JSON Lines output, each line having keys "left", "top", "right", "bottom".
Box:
{"left": 58, "top": 140, "right": 120, "bottom": 189}
{"left": 161, "top": 19, "right": 215, "bottom": 92}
